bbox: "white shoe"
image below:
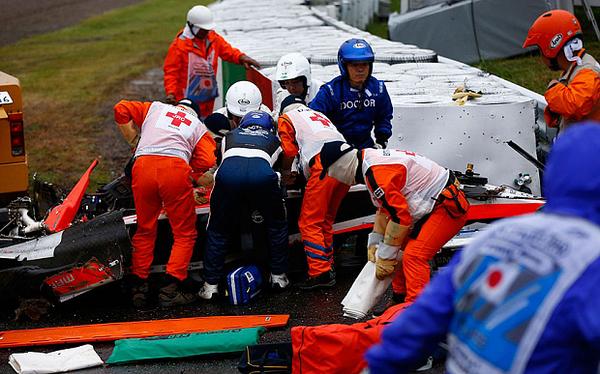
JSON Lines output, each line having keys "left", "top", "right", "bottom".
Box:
{"left": 416, "top": 356, "right": 433, "bottom": 371}
{"left": 270, "top": 273, "right": 290, "bottom": 290}
{"left": 198, "top": 282, "right": 219, "bottom": 300}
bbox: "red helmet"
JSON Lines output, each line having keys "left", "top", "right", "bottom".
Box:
{"left": 523, "top": 10, "right": 582, "bottom": 59}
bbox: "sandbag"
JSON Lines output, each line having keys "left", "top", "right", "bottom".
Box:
{"left": 107, "top": 327, "right": 265, "bottom": 364}
{"left": 291, "top": 303, "right": 410, "bottom": 374}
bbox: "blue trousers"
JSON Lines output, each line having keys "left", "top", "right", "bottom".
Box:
{"left": 203, "top": 157, "right": 288, "bottom": 284}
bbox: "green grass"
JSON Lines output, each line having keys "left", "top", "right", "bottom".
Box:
{"left": 477, "top": 6, "right": 600, "bottom": 94}
{"left": 0, "top": 0, "right": 206, "bottom": 105}
{"left": 367, "top": 0, "right": 400, "bottom": 38}
{"left": 0, "top": 0, "right": 211, "bottom": 188}
{"left": 476, "top": 40, "right": 600, "bottom": 94}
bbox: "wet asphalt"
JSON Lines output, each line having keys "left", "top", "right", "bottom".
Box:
{"left": 0, "top": 236, "right": 447, "bottom": 373}
{"left": 0, "top": 268, "right": 369, "bottom": 373}
{"left": 0, "top": 267, "right": 446, "bottom": 373}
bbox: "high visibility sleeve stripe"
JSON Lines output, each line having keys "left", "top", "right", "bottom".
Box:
{"left": 305, "top": 250, "right": 332, "bottom": 262}
{"left": 303, "top": 240, "right": 333, "bottom": 254}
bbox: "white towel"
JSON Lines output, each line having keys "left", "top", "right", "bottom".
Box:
{"left": 9, "top": 344, "right": 103, "bottom": 374}
{"left": 341, "top": 261, "right": 392, "bottom": 319}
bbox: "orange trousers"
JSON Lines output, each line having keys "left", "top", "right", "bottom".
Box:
{"left": 392, "top": 196, "right": 468, "bottom": 302}
{"left": 299, "top": 155, "right": 350, "bottom": 277}
{"left": 131, "top": 155, "right": 197, "bottom": 281}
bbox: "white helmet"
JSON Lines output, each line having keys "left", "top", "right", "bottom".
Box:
{"left": 225, "top": 81, "right": 263, "bottom": 117}
{"left": 187, "top": 5, "right": 216, "bottom": 30}
{"left": 275, "top": 53, "right": 311, "bottom": 87}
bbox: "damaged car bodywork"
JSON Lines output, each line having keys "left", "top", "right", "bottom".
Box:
{"left": 0, "top": 159, "right": 543, "bottom": 310}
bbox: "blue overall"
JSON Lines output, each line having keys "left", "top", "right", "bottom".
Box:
{"left": 203, "top": 127, "right": 288, "bottom": 284}
{"left": 309, "top": 75, "right": 393, "bottom": 149}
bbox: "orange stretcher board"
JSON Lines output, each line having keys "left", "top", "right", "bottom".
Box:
{"left": 0, "top": 314, "right": 289, "bottom": 348}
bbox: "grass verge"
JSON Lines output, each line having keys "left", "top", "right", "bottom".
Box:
{"left": 477, "top": 6, "right": 600, "bottom": 94}
{"left": 0, "top": 0, "right": 210, "bottom": 189}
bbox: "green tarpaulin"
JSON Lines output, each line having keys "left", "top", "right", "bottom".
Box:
{"left": 107, "top": 327, "right": 265, "bottom": 364}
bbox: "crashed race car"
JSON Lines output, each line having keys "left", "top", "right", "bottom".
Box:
{"left": 0, "top": 159, "right": 543, "bottom": 310}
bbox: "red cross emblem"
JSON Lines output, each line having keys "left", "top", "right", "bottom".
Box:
{"left": 166, "top": 111, "right": 192, "bottom": 127}
{"left": 309, "top": 113, "right": 332, "bottom": 127}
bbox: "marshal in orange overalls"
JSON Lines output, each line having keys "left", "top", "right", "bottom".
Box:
{"left": 114, "top": 100, "right": 216, "bottom": 281}
{"left": 163, "top": 30, "right": 244, "bottom": 118}
{"left": 278, "top": 106, "right": 349, "bottom": 278}
{"left": 359, "top": 149, "right": 469, "bottom": 302}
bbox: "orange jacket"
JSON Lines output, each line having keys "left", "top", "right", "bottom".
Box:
{"left": 277, "top": 114, "right": 299, "bottom": 158}
{"left": 545, "top": 50, "right": 600, "bottom": 130}
{"left": 163, "top": 30, "right": 244, "bottom": 116}
{"left": 113, "top": 100, "right": 216, "bottom": 174}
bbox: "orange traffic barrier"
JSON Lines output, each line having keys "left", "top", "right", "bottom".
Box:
{"left": 0, "top": 314, "right": 289, "bottom": 348}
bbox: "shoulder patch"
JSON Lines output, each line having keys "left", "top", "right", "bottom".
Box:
{"left": 373, "top": 187, "right": 385, "bottom": 199}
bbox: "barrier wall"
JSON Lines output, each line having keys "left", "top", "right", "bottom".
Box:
{"left": 211, "top": 0, "right": 543, "bottom": 194}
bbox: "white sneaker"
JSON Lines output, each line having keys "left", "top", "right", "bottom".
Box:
{"left": 416, "top": 356, "right": 433, "bottom": 371}
{"left": 198, "top": 282, "right": 219, "bottom": 300}
{"left": 270, "top": 273, "right": 290, "bottom": 290}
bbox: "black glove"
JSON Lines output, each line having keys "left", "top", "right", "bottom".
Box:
{"left": 375, "top": 135, "right": 388, "bottom": 149}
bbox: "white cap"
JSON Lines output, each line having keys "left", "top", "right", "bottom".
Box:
{"left": 225, "top": 81, "right": 263, "bottom": 117}
{"left": 187, "top": 5, "right": 216, "bottom": 30}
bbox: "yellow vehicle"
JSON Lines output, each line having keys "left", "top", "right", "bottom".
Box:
{"left": 0, "top": 71, "right": 28, "bottom": 201}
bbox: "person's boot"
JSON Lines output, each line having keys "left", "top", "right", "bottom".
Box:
{"left": 372, "top": 292, "right": 406, "bottom": 317}
{"left": 298, "top": 269, "right": 336, "bottom": 290}
{"left": 127, "top": 274, "right": 151, "bottom": 310}
{"left": 198, "top": 282, "right": 219, "bottom": 300}
{"left": 270, "top": 273, "right": 290, "bottom": 291}
{"left": 158, "top": 274, "right": 197, "bottom": 307}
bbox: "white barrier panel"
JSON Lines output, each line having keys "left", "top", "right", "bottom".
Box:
{"left": 391, "top": 100, "right": 541, "bottom": 195}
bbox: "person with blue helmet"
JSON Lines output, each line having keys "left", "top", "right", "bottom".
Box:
{"left": 199, "top": 110, "right": 289, "bottom": 299}
{"left": 365, "top": 122, "right": 600, "bottom": 373}
{"left": 309, "top": 38, "right": 393, "bottom": 150}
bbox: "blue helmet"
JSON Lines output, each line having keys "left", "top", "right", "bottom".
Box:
{"left": 337, "top": 38, "right": 375, "bottom": 78}
{"left": 239, "top": 111, "right": 275, "bottom": 133}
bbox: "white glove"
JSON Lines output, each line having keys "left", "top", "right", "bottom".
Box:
{"left": 377, "top": 242, "right": 401, "bottom": 260}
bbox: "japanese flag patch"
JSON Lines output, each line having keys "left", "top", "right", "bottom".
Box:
{"left": 478, "top": 262, "right": 519, "bottom": 304}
